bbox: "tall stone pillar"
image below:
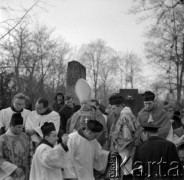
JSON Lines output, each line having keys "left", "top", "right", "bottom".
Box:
{"left": 66, "top": 61, "right": 86, "bottom": 104}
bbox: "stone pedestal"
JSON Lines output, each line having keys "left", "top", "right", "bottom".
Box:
{"left": 66, "top": 61, "right": 86, "bottom": 104}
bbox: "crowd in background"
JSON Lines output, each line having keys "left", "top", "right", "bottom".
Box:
{"left": 0, "top": 88, "right": 184, "bottom": 180}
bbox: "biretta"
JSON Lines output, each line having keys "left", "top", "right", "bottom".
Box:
{"left": 41, "top": 122, "right": 56, "bottom": 136}
{"left": 10, "top": 113, "right": 23, "bottom": 126}
{"left": 109, "top": 93, "right": 125, "bottom": 105}
{"left": 87, "top": 120, "right": 103, "bottom": 133}
{"left": 141, "top": 122, "right": 160, "bottom": 131}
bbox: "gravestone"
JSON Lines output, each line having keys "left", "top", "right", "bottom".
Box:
{"left": 119, "top": 89, "right": 144, "bottom": 116}
{"left": 66, "top": 61, "right": 86, "bottom": 104}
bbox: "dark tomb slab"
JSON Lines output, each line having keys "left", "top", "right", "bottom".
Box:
{"left": 119, "top": 89, "right": 144, "bottom": 116}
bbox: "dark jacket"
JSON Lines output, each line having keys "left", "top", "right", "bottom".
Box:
{"left": 58, "top": 104, "right": 73, "bottom": 133}
{"left": 132, "top": 136, "right": 183, "bottom": 180}
{"left": 52, "top": 92, "right": 64, "bottom": 112}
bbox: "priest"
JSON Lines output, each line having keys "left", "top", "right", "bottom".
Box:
{"left": 68, "top": 119, "right": 110, "bottom": 180}
{"left": 0, "top": 93, "right": 32, "bottom": 135}
{"left": 137, "top": 91, "right": 173, "bottom": 141}
{"left": 29, "top": 122, "right": 71, "bottom": 180}
{"left": 68, "top": 79, "right": 108, "bottom": 149}
{"left": 25, "top": 97, "right": 60, "bottom": 147}
{"left": 0, "top": 113, "right": 33, "bottom": 180}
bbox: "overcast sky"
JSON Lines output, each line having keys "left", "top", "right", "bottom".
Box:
{"left": 33, "top": 0, "right": 147, "bottom": 56}
{"left": 1, "top": 0, "right": 156, "bottom": 89}
{"left": 2, "top": 0, "right": 149, "bottom": 56}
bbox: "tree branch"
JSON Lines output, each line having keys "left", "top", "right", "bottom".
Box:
{"left": 0, "top": 0, "right": 40, "bottom": 40}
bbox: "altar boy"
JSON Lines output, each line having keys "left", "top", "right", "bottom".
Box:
{"left": 30, "top": 122, "right": 69, "bottom": 180}
{"left": 67, "top": 119, "right": 111, "bottom": 180}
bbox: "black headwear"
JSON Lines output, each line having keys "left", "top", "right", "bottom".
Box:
{"left": 87, "top": 120, "right": 103, "bottom": 133}
{"left": 141, "top": 122, "right": 160, "bottom": 131}
{"left": 109, "top": 93, "right": 125, "bottom": 105}
{"left": 41, "top": 122, "right": 56, "bottom": 136}
{"left": 10, "top": 113, "right": 23, "bottom": 126}
{"left": 56, "top": 91, "right": 64, "bottom": 96}
{"left": 142, "top": 91, "right": 155, "bottom": 101}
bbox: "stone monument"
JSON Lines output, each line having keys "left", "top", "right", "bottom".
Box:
{"left": 66, "top": 61, "right": 86, "bottom": 104}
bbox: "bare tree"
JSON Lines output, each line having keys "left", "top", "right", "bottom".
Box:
{"left": 0, "top": 0, "right": 45, "bottom": 40}
{"left": 0, "top": 23, "right": 71, "bottom": 104}
{"left": 98, "top": 50, "right": 119, "bottom": 105}
{"left": 130, "top": 0, "right": 184, "bottom": 107}
{"left": 117, "top": 51, "right": 142, "bottom": 89}
{"left": 130, "top": 0, "right": 184, "bottom": 24}
{"left": 0, "top": 23, "right": 30, "bottom": 92}
{"left": 78, "top": 39, "right": 112, "bottom": 99}
{"left": 143, "top": 9, "right": 184, "bottom": 106}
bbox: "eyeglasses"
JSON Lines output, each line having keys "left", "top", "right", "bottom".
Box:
{"left": 14, "top": 102, "right": 24, "bottom": 106}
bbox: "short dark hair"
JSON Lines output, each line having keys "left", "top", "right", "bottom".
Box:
{"left": 87, "top": 120, "right": 103, "bottom": 132}
{"left": 144, "top": 128, "right": 158, "bottom": 134}
{"left": 37, "top": 97, "right": 49, "bottom": 108}
{"left": 41, "top": 122, "right": 55, "bottom": 137}
{"left": 65, "top": 95, "right": 73, "bottom": 101}
{"left": 91, "top": 99, "right": 99, "bottom": 106}
{"left": 10, "top": 113, "right": 23, "bottom": 126}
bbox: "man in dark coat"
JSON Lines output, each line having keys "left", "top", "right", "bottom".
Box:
{"left": 52, "top": 92, "right": 64, "bottom": 112}
{"left": 132, "top": 122, "right": 183, "bottom": 180}
{"left": 58, "top": 95, "right": 74, "bottom": 134}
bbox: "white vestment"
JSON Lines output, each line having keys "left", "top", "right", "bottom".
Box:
{"left": 25, "top": 110, "right": 60, "bottom": 142}
{"left": 29, "top": 143, "right": 69, "bottom": 180}
{"left": 0, "top": 107, "right": 32, "bottom": 131}
{"left": 67, "top": 131, "right": 110, "bottom": 180}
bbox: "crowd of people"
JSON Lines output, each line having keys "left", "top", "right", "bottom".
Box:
{"left": 0, "top": 79, "right": 184, "bottom": 180}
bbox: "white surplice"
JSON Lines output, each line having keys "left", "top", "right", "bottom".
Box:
{"left": 29, "top": 143, "right": 69, "bottom": 180}
{"left": 0, "top": 107, "right": 32, "bottom": 131}
{"left": 67, "top": 131, "right": 110, "bottom": 180}
{"left": 25, "top": 110, "right": 60, "bottom": 142}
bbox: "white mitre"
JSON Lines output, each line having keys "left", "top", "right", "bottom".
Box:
{"left": 75, "top": 78, "right": 91, "bottom": 104}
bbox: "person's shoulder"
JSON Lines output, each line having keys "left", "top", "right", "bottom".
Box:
{"left": 22, "top": 108, "right": 32, "bottom": 115}
{"left": 107, "top": 112, "right": 115, "bottom": 119}
{"left": 49, "top": 110, "right": 60, "bottom": 117}
{"left": 0, "top": 107, "right": 11, "bottom": 113}
{"left": 23, "top": 108, "right": 31, "bottom": 112}
{"left": 68, "top": 131, "right": 80, "bottom": 142}
{"left": 69, "top": 131, "right": 78, "bottom": 137}
{"left": 149, "top": 136, "right": 175, "bottom": 146}
{"left": 0, "top": 133, "right": 6, "bottom": 140}
{"left": 153, "top": 103, "right": 165, "bottom": 112}
{"left": 161, "top": 138, "right": 175, "bottom": 146}
{"left": 36, "top": 143, "right": 51, "bottom": 152}
{"left": 138, "top": 107, "right": 146, "bottom": 115}
{"left": 58, "top": 105, "right": 68, "bottom": 113}
{"left": 137, "top": 139, "right": 148, "bottom": 149}
{"left": 21, "top": 132, "right": 30, "bottom": 139}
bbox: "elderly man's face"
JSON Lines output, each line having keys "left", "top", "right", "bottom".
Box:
{"left": 80, "top": 100, "right": 91, "bottom": 109}
{"left": 144, "top": 101, "right": 154, "bottom": 111}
